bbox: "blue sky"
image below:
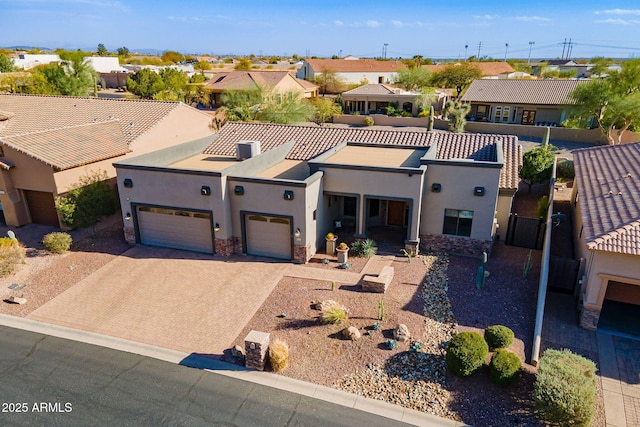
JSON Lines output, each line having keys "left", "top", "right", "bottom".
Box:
{"left": 1, "top": 0, "right": 640, "bottom": 59}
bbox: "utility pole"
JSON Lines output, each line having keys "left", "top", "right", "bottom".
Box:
{"left": 477, "top": 41, "right": 483, "bottom": 59}
{"left": 504, "top": 43, "right": 509, "bottom": 61}
{"left": 464, "top": 42, "right": 469, "bottom": 59}
{"left": 382, "top": 43, "right": 389, "bottom": 59}
{"left": 567, "top": 38, "right": 573, "bottom": 60}
{"left": 561, "top": 38, "right": 567, "bottom": 60}
{"left": 528, "top": 41, "right": 535, "bottom": 64}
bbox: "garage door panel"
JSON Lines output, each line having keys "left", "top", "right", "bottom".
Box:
{"left": 24, "top": 190, "right": 59, "bottom": 226}
{"left": 138, "top": 208, "right": 213, "bottom": 254}
{"left": 245, "top": 215, "right": 291, "bottom": 259}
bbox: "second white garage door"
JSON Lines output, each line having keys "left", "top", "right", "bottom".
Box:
{"left": 245, "top": 214, "right": 291, "bottom": 260}
{"left": 137, "top": 206, "right": 214, "bottom": 254}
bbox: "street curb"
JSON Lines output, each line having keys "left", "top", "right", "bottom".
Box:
{"left": 0, "top": 313, "right": 468, "bottom": 427}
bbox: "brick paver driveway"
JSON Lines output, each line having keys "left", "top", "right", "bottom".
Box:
{"left": 28, "top": 246, "right": 289, "bottom": 355}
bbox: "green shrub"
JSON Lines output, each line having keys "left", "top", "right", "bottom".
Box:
{"left": 268, "top": 339, "right": 289, "bottom": 373}
{"left": 350, "top": 239, "right": 377, "bottom": 257}
{"left": 535, "top": 196, "right": 550, "bottom": 219}
{"left": 534, "top": 349, "right": 597, "bottom": 427}
{"left": 321, "top": 303, "right": 347, "bottom": 324}
{"left": 484, "top": 325, "right": 515, "bottom": 350}
{"left": 489, "top": 349, "right": 521, "bottom": 386}
{"left": 43, "top": 232, "right": 73, "bottom": 254}
{"left": 0, "top": 237, "right": 24, "bottom": 278}
{"left": 445, "top": 331, "right": 488, "bottom": 377}
{"left": 556, "top": 160, "right": 575, "bottom": 181}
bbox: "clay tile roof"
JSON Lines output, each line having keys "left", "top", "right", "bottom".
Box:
{"left": 461, "top": 79, "right": 588, "bottom": 105}
{"left": 573, "top": 142, "right": 640, "bottom": 255}
{"left": 203, "top": 122, "right": 521, "bottom": 189}
{"left": 426, "top": 62, "right": 515, "bottom": 77}
{"left": 305, "top": 59, "right": 406, "bottom": 73}
{"left": 1, "top": 121, "right": 130, "bottom": 170}
{"left": 343, "top": 84, "right": 412, "bottom": 95}
{"left": 0, "top": 93, "right": 188, "bottom": 169}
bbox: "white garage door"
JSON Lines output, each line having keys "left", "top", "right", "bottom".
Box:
{"left": 245, "top": 214, "right": 291, "bottom": 260}
{"left": 137, "top": 206, "right": 214, "bottom": 254}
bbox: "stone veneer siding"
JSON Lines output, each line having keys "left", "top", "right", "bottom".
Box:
{"left": 214, "top": 238, "right": 234, "bottom": 256}
{"left": 579, "top": 306, "right": 600, "bottom": 330}
{"left": 294, "top": 243, "right": 311, "bottom": 264}
{"left": 232, "top": 236, "right": 243, "bottom": 255}
{"left": 123, "top": 226, "right": 136, "bottom": 244}
{"left": 420, "top": 234, "right": 493, "bottom": 256}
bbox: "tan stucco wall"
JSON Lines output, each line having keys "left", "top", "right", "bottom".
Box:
{"left": 421, "top": 163, "right": 501, "bottom": 241}
{"left": 495, "top": 192, "right": 515, "bottom": 241}
{"left": 116, "top": 168, "right": 227, "bottom": 238}
{"left": 581, "top": 250, "right": 640, "bottom": 308}
{"left": 320, "top": 167, "right": 424, "bottom": 240}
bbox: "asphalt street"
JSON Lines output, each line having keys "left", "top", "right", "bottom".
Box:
{"left": 0, "top": 325, "right": 414, "bottom": 426}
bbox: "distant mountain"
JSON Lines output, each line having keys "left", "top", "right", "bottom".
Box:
{"left": 4, "top": 46, "right": 53, "bottom": 51}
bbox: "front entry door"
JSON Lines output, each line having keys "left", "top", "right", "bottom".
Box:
{"left": 387, "top": 201, "right": 406, "bottom": 226}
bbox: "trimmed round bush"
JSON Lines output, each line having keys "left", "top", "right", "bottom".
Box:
{"left": 445, "top": 331, "right": 489, "bottom": 377}
{"left": 489, "top": 349, "right": 521, "bottom": 386}
{"left": 42, "top": 232, "right": 73, "bottom": 254}
{"left": 268, "top": 339, "right": 289, "bottom": 373}
{"left": 534, "top": 349, "right": 597, "bottom": 427}
{"left": 484, "top": 325, "right": 514, "bottom": 350}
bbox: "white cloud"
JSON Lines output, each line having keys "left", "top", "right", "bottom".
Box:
{"left": 516, "top": 16, "right": 550, "bottom": 22}
{"left": 168, "top": 16, "right": 189, "bottom": 22}
{"left": 474, "top": 14, "right": 497, "bottom": 20}
{"left": 366, "top": 20, "right": 382, "bottom": 28}
{"left": 391, "top": 20, "right": 404, "bottom": 27}
{"left": 595, "top": 9, "right": 640, "bottom": 15}
{"left": 596, "top": 18, "right": 640, "bottom": 24}
{"left": 333, "top": 20, "right": 344, "bottom": 26}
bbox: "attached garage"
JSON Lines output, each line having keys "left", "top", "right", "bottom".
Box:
{"left": 598, "top": 281, "right": 640, "bottom": 339}
{"left": 244, "top": 214, "right": 292, "bottom": 260}
{"left": 136, "top": 206, "right": 214, "bottom": 254}
{"left": 24, "top": 190, "right": 59, "bottom": 227}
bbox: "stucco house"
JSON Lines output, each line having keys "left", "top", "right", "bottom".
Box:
{"left": 341, "top": 84, "right": 448, "bottom": 116}
{"left": 114, "top": 122, "right": 522, "bottom": 263}
{"left": 426, "top": 61, "right": 515, "bottom": 78}
{"left": 572, "top": 142, "right": 640, "bottom": 332}
{"left": 205, "top": 71, "right": 318, "bottom": 106}
{"left": 296, "top": 59, "right": 406, "bottom": 85}
{"left": 0, "top": 94, "right": 215, "bottom": 227}
{"left": 460, "top": 79, "right": 588, "bottom": 126}
{"left": 84, "top": 56, "right": 132, "bottom": 89}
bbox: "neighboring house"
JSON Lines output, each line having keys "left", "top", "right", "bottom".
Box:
{"left": 0, "top": 94, "right": 215, "bottom": 228}
{"left": 12, "top": 53, "right": 61, "bottom": 70}
{"left": 572, "top": 142, "right": 640, "bottom": 331}
{"left": 426, "top": 62, "right": 515, "bottom": 78}
{"left": 296, "top": 59, "right": 406, "bottom": 85}
{"left": 114, "top": 122, "right": 522, "bottom": 263}
{"left": 84, "top": 56, "right": 132, "bottom": 89}
{"left": 205, "top": 71, "right": 318, "bottom": 105}
{"left": 341, "top": 84, "right": 447, "bottom": 116}
{"left": 460, "top": 79, "right": 588, "bottom": 126}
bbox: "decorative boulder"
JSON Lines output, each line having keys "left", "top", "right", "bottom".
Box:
{"left": 394, "top": 324, "right": 411, "bottom": 342}
{"left": 343, "top": 326, "right": 361, "bottom": 341}
{"left": 311, "top": 299, "right": 340, "bottom": 311}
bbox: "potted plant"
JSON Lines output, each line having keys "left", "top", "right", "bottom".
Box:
{"left": 336, "top": 242, "right": 349, "bottom": 263}
{"left": 326, "top": 232, "right": 338, "bottom": 255}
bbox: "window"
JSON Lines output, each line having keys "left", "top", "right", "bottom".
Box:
{"left": 494, "top": 106, "right": 510, "bottom": 123}
{"left": 476, "top": 104, "right": 488, "bottom": 120}
{"left": 522, "top": 110, "right": 536, "bottom": 125}
{"left": 343, "top": 197, "right": 356, "bottom": 216}
{"left": 443, "top": 209, "right": 473, "bottom": 237}
{"left": 368, "top": 199, "right": 380, "bottom": 217}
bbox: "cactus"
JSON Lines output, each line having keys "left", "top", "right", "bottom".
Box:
{"left": 377, "top": 298, "right": 385, "bottom": 321}
{"left": 427, "top": 105, "right": 435, "bottom": 131}
{"left": 523, "top": 250, "right": 533, "bottom": 279}
{"left": 542, "top": 126, "right": 550, "bottom": 147}
{"left": 331, "top": 281, "right": 336, "bottom": 291}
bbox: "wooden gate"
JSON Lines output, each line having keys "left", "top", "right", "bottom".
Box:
{"left": 505, "top": 213, "right": 546, "bottom": 250}
{"left": 548, "top": 256, "right": 580, "bottom": 294}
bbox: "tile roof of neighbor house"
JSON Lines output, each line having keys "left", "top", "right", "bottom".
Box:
{"left": 426, "top": 62, "right": 515, "bottom": 76}
{"left": 204, "top": 122, "right": 522, "bottom": 189}
{"left": 204, "top": 71, "right": 315, "bottom": 92}
{"left": 342, "top": 84, "right": 417, "bottom": 95}
{"left": 305, "top": 59, "right": 406, "bottom": 73}
{"left": 573, "top": 142, "right": 640, "bottom": 255}
{"left": 0, "top": 93, "right": 199, "bottom": 170}
{"left": 461, "top": 79, "right": 588, "bottom": 105}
